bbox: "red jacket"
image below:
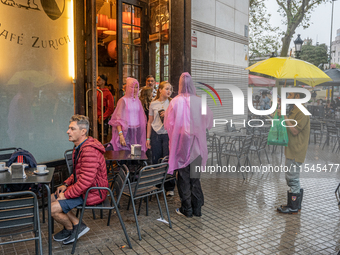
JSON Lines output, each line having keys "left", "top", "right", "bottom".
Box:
{"left": 64, "top": 137, "right": 108, "bottom": 206}
{"left": 97, "top": 88, "right": 114, "bottom": 121}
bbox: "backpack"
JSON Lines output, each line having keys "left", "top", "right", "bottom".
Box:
{"left": 7, "top": 149, "right": 39, "bottom": 192}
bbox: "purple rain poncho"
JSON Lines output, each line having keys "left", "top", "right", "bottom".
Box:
{"left": 109, "top": 78, "right": 147, "bottom": 152}
{"left": 164, "top": 72, "right": 213, "bottom": 174}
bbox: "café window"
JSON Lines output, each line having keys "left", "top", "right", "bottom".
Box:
{"left": 149, "top": 0, "right": 170, "bottom": 83}
{"left": 122, "top": 3, "right": 142, "bottom": 84}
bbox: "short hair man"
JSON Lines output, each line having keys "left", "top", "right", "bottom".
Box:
{"left": 139, "top": 75, "right": 157, "bottom": 98}
{"left": 51, "top": 115, "right": 108, "bottom": 244}
{"left": 97, "top": 75, "right": 114, "bottom": 136}
{"left": 277, "top": 93, "right": 310, "bottom": 214}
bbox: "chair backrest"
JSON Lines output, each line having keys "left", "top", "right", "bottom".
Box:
{"left": 240, "top": 135, "right": 253, "bottom": 156}
{"left": 326, "top": 124, "right": 338, "bottom": 135}
{"left": 113, "top": 165, "right": 130, "bottom": 204}
{"left": 64, "top": 149, "right": 73, "bottom": 177}
{"left": 134, "top": 163, "right": 168, "bottom": 197}
{"left": 310, "top": 121, "right": 322, "bottom": 130}
{"left": 158, "top": 156, "right": 169, "bottom": 163}
{"left": 0, "top": 191, "right": 39, "bottom": 242}
{"left": 0, "top": 148, "right": 18, "bottom": 164}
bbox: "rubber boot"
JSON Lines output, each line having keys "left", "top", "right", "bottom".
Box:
{"left": 298, "top": 188, "right": 303, "bottom": 211}
{"left": 277, "top": 192, "right": 300, "bottom": 214}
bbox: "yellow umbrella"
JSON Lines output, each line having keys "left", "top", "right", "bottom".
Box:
{"left": 246, "top": 57, "right": 332, "bottom": 87}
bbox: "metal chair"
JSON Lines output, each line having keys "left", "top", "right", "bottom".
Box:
{"left": 250, "top": 133, "right": 270, "bottom": 164}
{"left": 309, "top": 121, "right": 323, "bottom": 145}
{"left": 322, "top": 124, "right": 338, "bottom": 150}
{"left": 71, "top": 165, "right": 132, "bottom": 254}
{"left": 0, "top": 191, "right": 43, "bottom": 255}
{"left": 123, "top": 162, "right": 172, "bottom": 240}
{"left": 220, "top": 135, "right": 253, "bottom": 179}
{"left": 206, "top": 130, "right": 219, "bottom": 165}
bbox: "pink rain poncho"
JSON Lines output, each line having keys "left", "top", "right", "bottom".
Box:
{"left": 164, "top": 72, "right": 213, "bottom": 174}
{"left": 109, "top": 78, "right": 147, "bottom": 152}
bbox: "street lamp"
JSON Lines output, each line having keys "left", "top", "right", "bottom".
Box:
{"left": 294, "top": 34, "right": 303, "bottom": 59}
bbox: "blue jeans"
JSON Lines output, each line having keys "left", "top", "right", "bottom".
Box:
{"left": 285, "top": 158, "right": 301, "bottom": 193}
{"left": 151, "top": 128, "right": 175, "bottom": 191}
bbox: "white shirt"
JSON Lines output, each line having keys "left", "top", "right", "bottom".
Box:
{"left": 149, "top": 99, "right": 170, "bottom": 134}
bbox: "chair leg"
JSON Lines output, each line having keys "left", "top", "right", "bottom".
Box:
{"left": 137, "top": 198, "right": 142, "bottom": 216}
{"left": 257, "top": 151, "right": 262, "bottom": 165}
{"left": 71, "top": 208, "right": 85, "bottom": 254}
{"left": 76, "top": 208, "right": 79, "bottom": 217}
{"left": 162, "top": 190, "right": 172, "bottom": 229}
{"left": 131, "top": 198, "right": 142, "bottom": 240}
{"left": 92, "top": 209, "right": 96, "bottom": 220}
{"left": 264, "top": 149, "right": 270, "bottom": 164}
{"left": 155, "top": 193, "right": 164, "bottom": 220}
{"left": 111, "top": 199, "right": 132, "bottom": 248}
{"left": 145, "top": 197, "right": 149, "bottom": 216}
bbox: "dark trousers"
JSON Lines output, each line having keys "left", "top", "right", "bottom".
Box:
{"left": 176, "top": 156, "right": 204, "bottom": 215}
{"left": 151, "top": 128, "right": 175, "bottom": 191}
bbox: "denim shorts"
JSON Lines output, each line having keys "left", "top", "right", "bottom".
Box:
{"left": 55, "top": 194, "right": 84, "bottom": 214}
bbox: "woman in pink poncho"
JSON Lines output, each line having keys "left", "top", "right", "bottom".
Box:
{"left": 164, "top": 72, "right": 213, "bottom": 217}
{"left": 109, "top": 78, "right": 147, "bottom": 152}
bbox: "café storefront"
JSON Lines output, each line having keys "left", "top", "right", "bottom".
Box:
{"left": 0, "top": 0, "right": 191, "bottom": 163}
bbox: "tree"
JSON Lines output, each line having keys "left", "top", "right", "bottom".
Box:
{"left": 300, "top": 43, "right": 328, "bottom": 67}
{"left": 276, "top": 0, "right": 329, "bottom": 57}
{"left": 249, "top": 0, "right": 281, "bottom": 59}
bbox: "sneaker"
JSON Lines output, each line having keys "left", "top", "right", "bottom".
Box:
{"left": 53, "top": 227, "right": 73, "bottom": 242}
{"left": 175, "top": 208, "right": 193, "bottom": 218}
{"left": 63, "top": 222, "right": 90, "bottom": 245}
{"left": 166, "top": 191, "right": 174, "bottom": 196}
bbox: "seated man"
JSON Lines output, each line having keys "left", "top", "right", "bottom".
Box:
{"left": 51, "top": 115, "right": 108, "bottom": 244}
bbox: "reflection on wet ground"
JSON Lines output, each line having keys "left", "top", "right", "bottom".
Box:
{"left": 1, "top": 141, "right": 340, "bottom": 254}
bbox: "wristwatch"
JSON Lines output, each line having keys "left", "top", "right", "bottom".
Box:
{"left": 64, "top": 183, "right": 69, "bottom": 188}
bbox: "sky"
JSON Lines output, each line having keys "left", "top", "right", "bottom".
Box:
{"left": 264, "top": 0, "right": 340, "bottom": 49}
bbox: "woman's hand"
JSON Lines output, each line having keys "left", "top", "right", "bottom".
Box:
{"left": 146, "top": 140, "right": 151, "bottom": 149}
{"left": 119, "top": 135, "right": 126, "bottom": 146}
{"left": 159, "top": 111, "right": 165, "bottom": 118}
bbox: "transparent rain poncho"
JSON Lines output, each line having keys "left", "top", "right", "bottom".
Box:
{"left": 164, "top": 72, "right": 213, "bottom": 174}
{"left": 109, "top": 78, "right": 147, "bottom": 152}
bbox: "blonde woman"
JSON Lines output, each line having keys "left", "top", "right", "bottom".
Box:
{"left": 146, "top": 81, "right": 175, "bottom": 196}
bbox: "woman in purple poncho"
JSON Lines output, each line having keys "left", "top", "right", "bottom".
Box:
{"left": 109, "top": 78, "right": 147, "bottom": 152}
{"left": 164, "top": 72, "right": 213, "bottom": 217}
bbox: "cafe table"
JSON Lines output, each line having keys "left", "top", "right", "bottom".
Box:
{"left": 104, "top": 150, "right": 148, "bottom": 180}
{"left": 0, "top": 167, "right": 55, "bottom": 255}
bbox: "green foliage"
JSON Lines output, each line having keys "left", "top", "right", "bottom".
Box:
{"left": 336, "top": 64, "right": 340, "bottom": 69}
{"left": 276, "top": 0, "right": 330, "bottom": 57}
{"left": 299, "top": 43, "right": 328, "bottom": 67}
{"left": 249, "top": 0, "right": 281, "bottom": 58}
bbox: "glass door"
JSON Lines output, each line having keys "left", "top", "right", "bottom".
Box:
{"left": 118, "top": 0, "right": 146, "bottom": 93}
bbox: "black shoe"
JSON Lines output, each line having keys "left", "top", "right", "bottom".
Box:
{"left": 63, "top": 222, "right": 90, "bottom": 245}
{"left": 193, "top": 207, "right": 202, "bottom": 217}
{"left": 277, "top": 192, "right": 300, "bottom": 214}
{"left": 53, "top": 227, "right": 73, "bottom": 242}
{"left": 175, "top": 208, "right": 193, "bottom": 218}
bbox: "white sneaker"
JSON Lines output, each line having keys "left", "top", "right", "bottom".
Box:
{"left": 166, "top": 191, "right": 174, "bottom": 196}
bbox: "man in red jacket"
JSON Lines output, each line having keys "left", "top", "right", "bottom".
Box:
{"left": 97, "top": 74, "right": 114, "bottom": 137}
{"left": 51, "top": 115, "right": 108, "bottom": 244}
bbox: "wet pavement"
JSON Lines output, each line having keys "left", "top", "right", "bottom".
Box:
{"left": 1, "top": 138, "right": 340, "bottom": 255}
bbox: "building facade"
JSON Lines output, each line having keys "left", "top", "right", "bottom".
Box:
{"left": 331, "top": 28, "right": 340, "bottom": 66}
